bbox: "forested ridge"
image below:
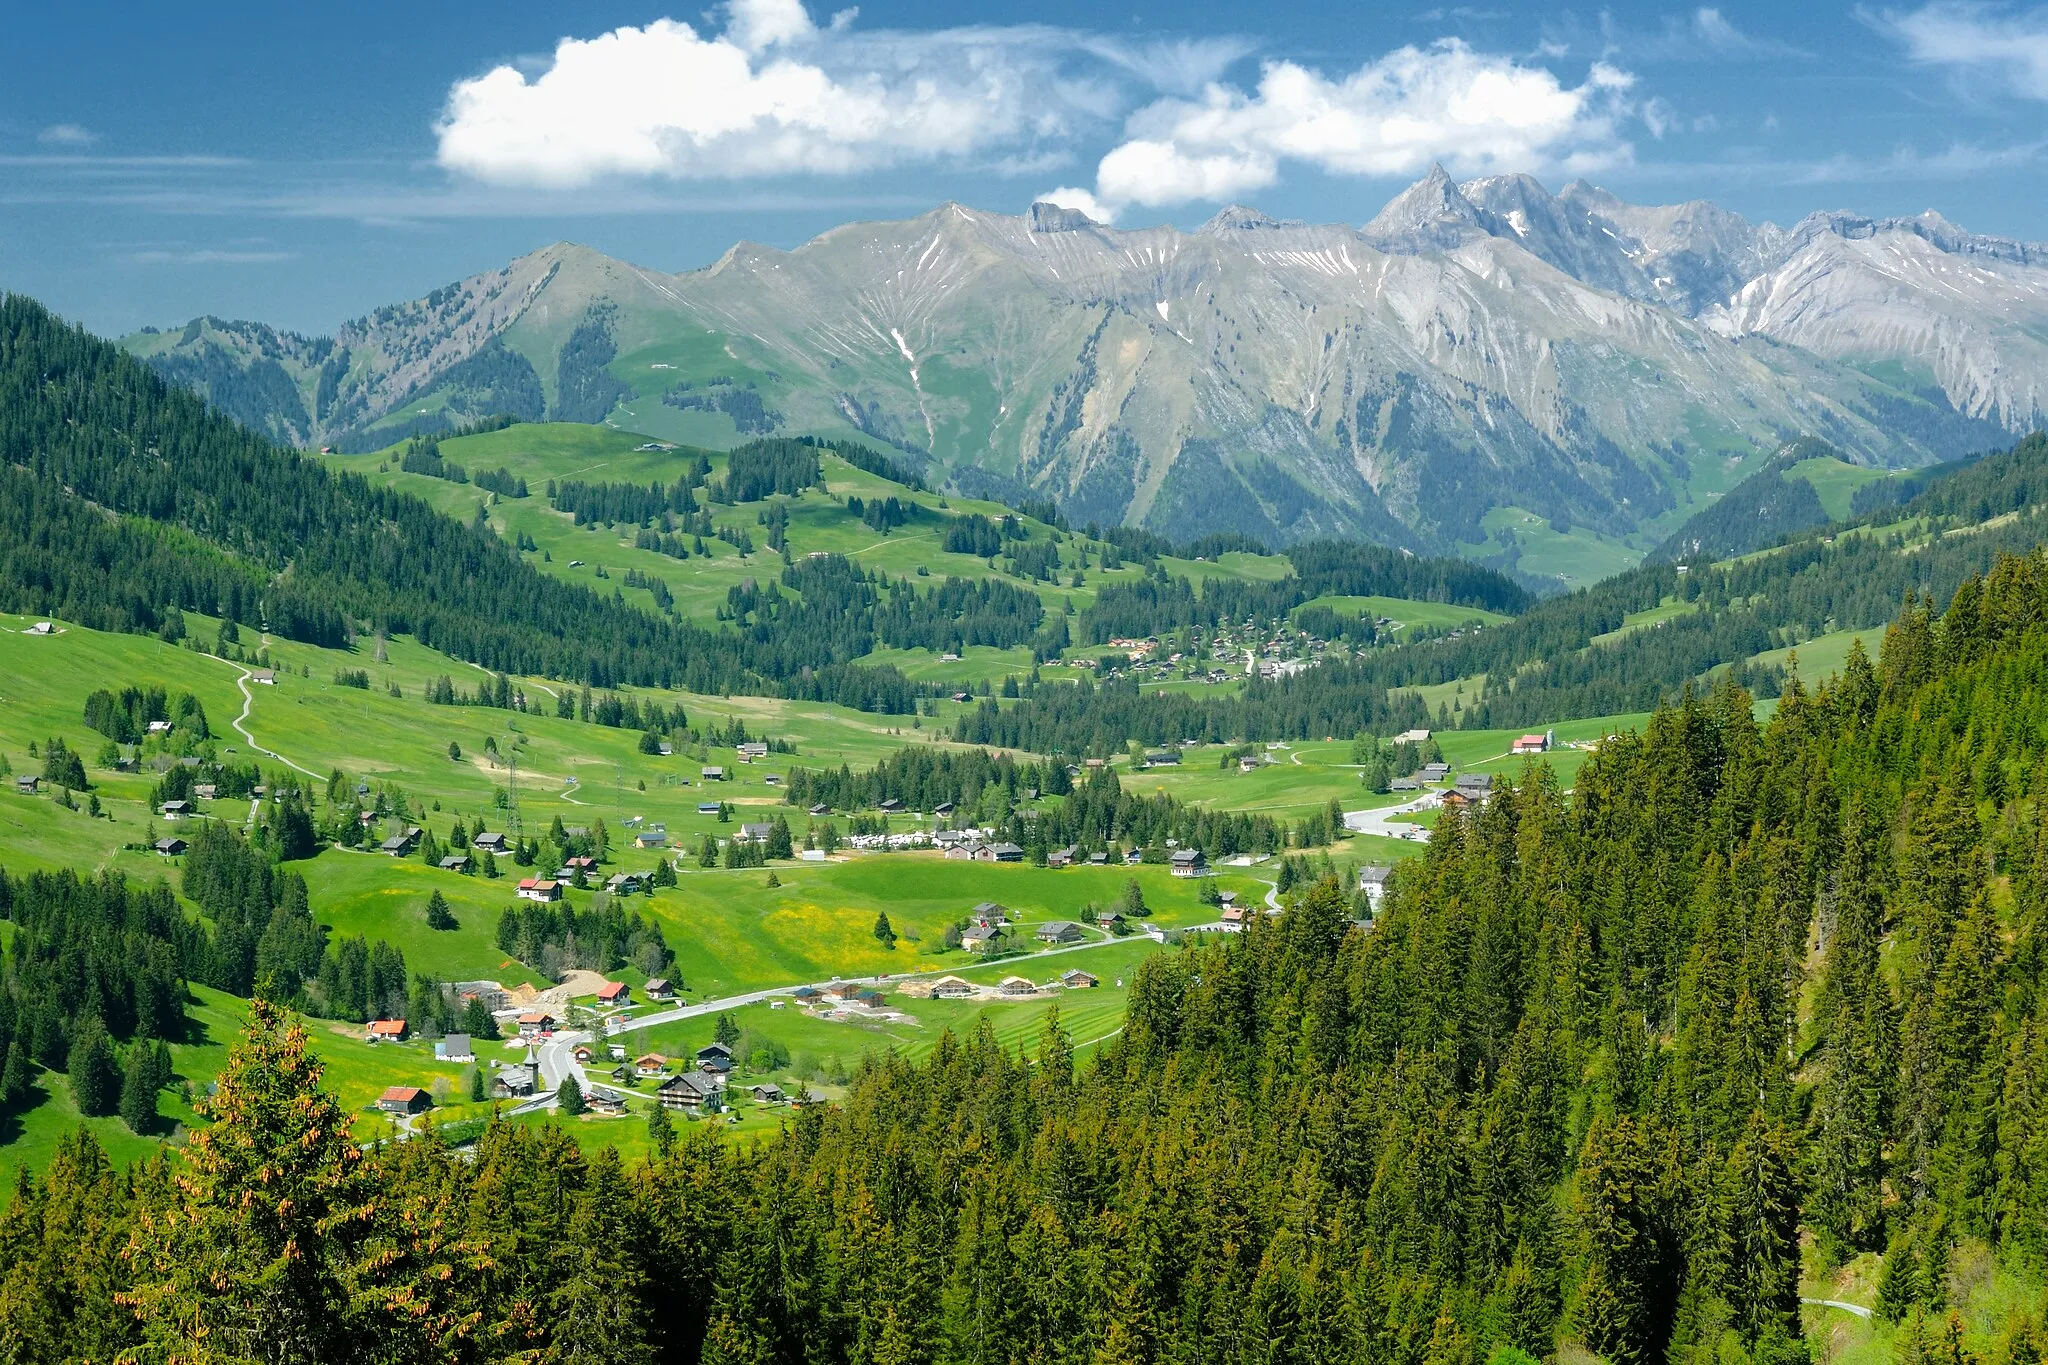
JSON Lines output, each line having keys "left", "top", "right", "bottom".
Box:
{"left": 0, "top": 296, "right": 929, "bottom": 709}
{"left": 977, "top": 433, "right": 2048, "bottom": 749}
{"left": 9, "top": 553, "right": 2048, "bottom": 1362}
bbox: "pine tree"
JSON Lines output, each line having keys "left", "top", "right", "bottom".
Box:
{"left": 557, "top": 1076, "right": 587, "bottom": 1115}
{"left": 424, "top": 890, "right": 456, "bottom": 930}
{"left": 1876, "top": 1236, "right": 1920, "bottom": 1322}
{"left": 0, "top": 1040, "right": 31, "bottom": 1108}
{"left": 122, "top": 998, "right": 377, "bottom": 1362}
{"left": 66, "top": 1014, "right": 118, "bottom": 1118}
{"left": 118, "top": 1043, "right": 157, "bottom": 1135}
{"left": 647, "top": 1099, "right": 675, "bottom": 1156}
{"left": 874, "top": 912, "right": 896, "bottom": 948}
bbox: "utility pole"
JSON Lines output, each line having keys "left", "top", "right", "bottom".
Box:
{"left": 508, "top": 753, "right": 520, "bottom": 837}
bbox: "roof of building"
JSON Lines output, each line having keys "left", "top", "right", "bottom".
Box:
{"left": 661, "top": 1069, "right": 720, "bottom": 1098}
{"left": 1360, "top": 865, "right": 1395, "bottom": 884}
{"left": 380, "top": 1086, "right": 426, "bottom": 1103}
{"left": 367, "top": 1019, "right": 406, "bottom": 1036}
{"left": 1170, "top": 848, "right": 1205, "bottom": 863}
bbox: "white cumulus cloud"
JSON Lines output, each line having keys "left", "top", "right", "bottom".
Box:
{"left": 436, "top": 0, "right": 1238, "bottom": 188}
{"left": 1035, "top": 184, "right": 1118, "bottom": 223}
{"left": 1092, "top": 40, "right": 1634, "bottom": 209}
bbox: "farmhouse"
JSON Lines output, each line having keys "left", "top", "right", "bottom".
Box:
{"left": 975, "top": 842, "right": 1024, "bottom": 863}
{"left": 970, "top": 902, "right": 1010, "bottom": 925}
{"left": 1047, "top": 845, "right": 1079, "bottom": 868}
{"left": 1060, "top": 969, "right": 1099, "bottom": 989}
{"left": 997, "top": 976, "right": 1037, "bottom": 997}
{"left": 737, "top": 742, "right": 768, "bottom": 760}
{"left": 376, "top": 1086, "right": 433, "bottom": 1117}
{"left": 494, "top": 1066, "right": 536, "bottom": 1099}
{"left": 438, "top": 854, "right": 470, "bottom": 872}
{"left": 1358, "top": 865, "right": 1394, "bottom": 910}
{"left": 595, "top": 982, "right": 631, "bottom": 1008}
{"left": 365, "top": 1019, "right": 408, "bottom": 1043}
{"left": 14, "top": 775, "right": 39, "bottom": 795}
{"left": 1035, "top": 920, "right": 1085, "bottom": 945}
{"left": 747, "top": 1083, "right": 787, "bottom": 1104}
{"left": 1512, "top": 733, "right": 1549, "bottom": 756}
{"left": 1169, "top": 848, "right": 1209, "bottom": 877}
{"left": 472, "top": 832, "right": 509, "bottom": 853}
{"left": 154, "top": 837, "right": 188, "bottom": 857}
{"left": 159, "top": 799, "right": 191, "bottom": 820}
{"left": 644, "top": 977, "right": 675, "bottom": 1000}
{"left": 701, "top": 767, "right": 725, "bottom": 781}
{"left": 250, "top": 669, "right": 276, "bottom": 685}
{"left": 516, "top": 1011, "right": 556, "bottom": 1041}
{"left": 659, "top": 1070, "right": 723, "bottom": 1112}
{"left": 738, "top": 823, "right": 774, "bottom": 843}
{"left": 515, "top": 878, "right": 562, "bottom": 902}
{"left": 930, "top": 976, "right": 975, "bottom": 999}
{"left": 696, "top": 1042, "right": 733, "bottom": 1073}
{"left": 380, "top": 827, "right": 422, "bottom": 856}
{"left": 960, "top": 924, "right": 1007, "bottom": 952}
{"left": 635, "top": 1054, "right": 668, "bottom": 1078}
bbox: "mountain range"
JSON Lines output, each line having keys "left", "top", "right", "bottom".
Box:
{"left": 121, "top": 170, "right": 2048, "bottom": 575}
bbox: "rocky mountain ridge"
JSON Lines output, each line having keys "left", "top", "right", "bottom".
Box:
{"left": 121, "top": 172, "right": 2048, "bottom": 572}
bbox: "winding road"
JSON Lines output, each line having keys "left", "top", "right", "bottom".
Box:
{"left": 1343, "top": 793, "right": 1438, "bottom": 843}
{"left": 517, "top": 927, "right": 1207, "bottom": 1110}
{"left": 200, "top": 655, "right": 323, "bottom": 778}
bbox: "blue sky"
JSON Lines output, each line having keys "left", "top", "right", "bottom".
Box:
{"left": 7, "top": 0, "right": 2048, "bottom": 336}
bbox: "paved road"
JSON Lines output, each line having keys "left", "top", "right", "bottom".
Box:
{"left": 1802, "top": 1299, "right": 1873, "bottom": 1320}
{"left": 207, "top": 657, "right": 323, "bottom": 778}
{"left": 1344, "top": 793, "right": 1437, "bottom": 843}
{"left": 518, "top": 927, "right": 1188, "bottom": 1110}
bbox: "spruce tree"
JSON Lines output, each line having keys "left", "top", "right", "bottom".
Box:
{"left": 122, "top": 998, "right": 376, "bottom": 1361}
{"left": 67, "top": 1015, "right": 119, "bottom": 1118}
{"left": 119, "top": 1044, "right": 157, "bottom": 1135}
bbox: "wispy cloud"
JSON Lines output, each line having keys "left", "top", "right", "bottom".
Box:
{"left": 1878, "top": 2, "right": 2048, "bottom": 98}
{"left": 1542, "top": 8, "right": 1811, "bottom": 63}
{"left": 37, "top": 123, "right": 97, "bottom": 147}
{"left": 126, "top": 248, "right": 297, "bottom": 266}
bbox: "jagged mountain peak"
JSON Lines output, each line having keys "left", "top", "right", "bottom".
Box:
{"left": 1199, "top": 204, "right": 1300, "bottom": 234}
{"left": 122, "top": 181, "right": 2048, "bottom": 563}
{"left": 1363, "top": 163, "right": 1487, "bottom": 252}
{"left": 1029, "top": 201, "right": 1103, "bottom": 233}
